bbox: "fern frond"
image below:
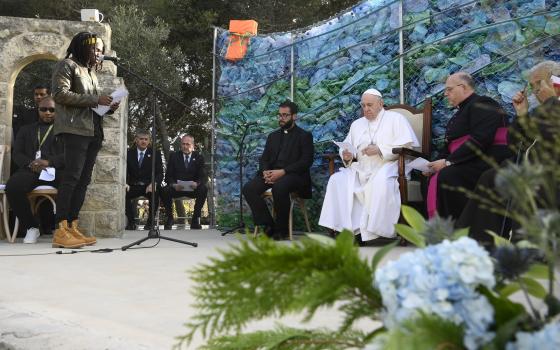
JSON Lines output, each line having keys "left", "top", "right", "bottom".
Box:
{"left": 178, "top": 231, "right": 382, "bottom": 345}
{"left": 383, "top": 313, "right": 465, "bottom": 350}
{"left": 199, "top": 326, "right": 366, "bottom": 350}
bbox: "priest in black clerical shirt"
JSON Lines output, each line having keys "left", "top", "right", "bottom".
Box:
{"left": 242, "top": 100, "right": 314, "bottom": 240}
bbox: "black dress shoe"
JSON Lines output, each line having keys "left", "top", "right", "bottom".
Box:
{"left": 263, "top": 225, "right": 275, "bottom": 238}
{"left": 356, "top": 234, "right": 398, "bottom": 247}
{"left": 190, "top": 217, "right": 202, "bottom": 230}
{"left": 126, "top": 223, "right": 137, "bottom": 230}
{"left": 273, "top": 231, "right": 289, "bottom": 241}
{"left": 143, "top": 223, "right": 152, "bottom": 230}
{"left": 164, "top": 219, "right": 173, "bottom": 230}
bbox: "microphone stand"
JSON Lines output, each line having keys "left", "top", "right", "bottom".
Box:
{"left": 221, "top": 122, "right": 254, "bottom": 236}
{"left": 114, "top": 61, "right": 198, "bottom": 250}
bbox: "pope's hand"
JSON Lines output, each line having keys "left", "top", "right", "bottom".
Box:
{"left": 362, "top": 144, "right": 380, "bottom": 157}
{"left": 342, "top": 149, "right": 353, "bottom": 162}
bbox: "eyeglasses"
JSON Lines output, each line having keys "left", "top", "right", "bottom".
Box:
{"left": 39, "top": 107, "right": 55, "bottom": 113}
{"left": 444, "top": 84, "right": 464, "bottom": 93}
{"left": 277, "top": 113, "right": 292, "bottom": 119}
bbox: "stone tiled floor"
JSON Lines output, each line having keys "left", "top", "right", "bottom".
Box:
{"left": 0, "top": 229, "right": 410, "bottom": 349}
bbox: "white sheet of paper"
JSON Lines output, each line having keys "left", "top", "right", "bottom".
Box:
{"left": 177, "top": 180, "right": 196, "bottom": 191}
{"left": 92, "top": 86, "right": 129, "bottom": 116}
{"left": 333, "top": 141, "right": 358, "bottom": 154}
{"left": 406, "top": 157, "right": 432, "bottom": 173}
{"left": 39, "top": 167, "right": 56, "bottom": 181}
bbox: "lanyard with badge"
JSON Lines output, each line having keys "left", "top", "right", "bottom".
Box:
{"left": 36, "top": 125, "right": 53, "bottom": 159}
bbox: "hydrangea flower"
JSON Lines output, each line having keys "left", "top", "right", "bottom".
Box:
{"left": 506, "top": 321, "right": 560, "bottom": 350}
{"left": 375, "top": 237, "right": 495, "bottom": 350}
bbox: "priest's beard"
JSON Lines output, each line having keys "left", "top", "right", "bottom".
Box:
{"left": 280, "top": 118, "right": 294, "bottom": 130}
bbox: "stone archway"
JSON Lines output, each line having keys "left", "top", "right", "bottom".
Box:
{"left": 0, "top": 16, "right": 128, "bottom": 237}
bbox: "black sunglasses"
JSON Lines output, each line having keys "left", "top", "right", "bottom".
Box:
{"left": 39, "top": 107, "right": 55, "bottom": 113}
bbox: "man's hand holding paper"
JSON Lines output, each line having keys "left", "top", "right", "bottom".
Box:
{"left": 92, "top": 86, "right": 128, "bottom": 115}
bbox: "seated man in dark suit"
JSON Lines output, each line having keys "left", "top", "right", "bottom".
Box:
{"left": 125, "top": 129, "right": 163, "bottom": 230}
{"left": 12, "top": 84, "right": 50, "bottom": 145}
{"left": 6, "top": 96, "right": 64, "bottom": 243}
{"left": 242, "top": 100, "right": 314, "bottom": 240}
{"left": 161, "top": 134, "right": 208, "bottom": 230}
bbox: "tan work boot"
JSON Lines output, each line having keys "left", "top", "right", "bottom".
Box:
{"left": 52, "top": 220, "right": 86, "bottom": 248}
{"left": 69, "top": 220, "right": 97, "bottom": 246}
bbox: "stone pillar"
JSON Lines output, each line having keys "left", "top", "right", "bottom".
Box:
{"left": 0, "top": 16, "right": 128, "bottom": 237}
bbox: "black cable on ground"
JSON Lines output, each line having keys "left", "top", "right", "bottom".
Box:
{"left": 0, "top": 238, "right": 161, "bottom": 257}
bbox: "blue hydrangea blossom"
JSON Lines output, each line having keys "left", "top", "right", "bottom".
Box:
{"left": 506, "top": 321, "right": 560, "bottom": 350}
{"left": 375, "top": 237, "right": 496, "bottom": 350}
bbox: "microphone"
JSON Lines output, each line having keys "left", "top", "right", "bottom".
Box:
{"left": 97, "top": 55, "right": 120, "bottom": 62}
{"left": 240, "top": 120, "right": 261, "bottom": 126}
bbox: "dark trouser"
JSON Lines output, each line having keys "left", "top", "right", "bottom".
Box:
{"left": 456, "top": 167, "right": 512, "bottom": 244}
{"left": 5, "top": 170, "right": 57, "bottom": 231}
{"left": 242, "top": 174, "right": 304, "bottom": 236}
{"left": 56, "top": 133, "right": 102, "bottom": 223}
{"left": 126, "top": 185, "right": 160, "bottom": 225}
{"left": 161, "top": 183, "right": 207, "bottom": 220}
{"left": 435, "top": 161, "right": 489, "bottom": 220}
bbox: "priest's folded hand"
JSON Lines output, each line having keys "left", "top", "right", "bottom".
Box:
{"left": 264, "top": 169, "right": 285, "bottom": 184}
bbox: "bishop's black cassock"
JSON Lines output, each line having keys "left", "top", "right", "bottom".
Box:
{"left": 428, "top": 93, "right": 512, "bottom": 220}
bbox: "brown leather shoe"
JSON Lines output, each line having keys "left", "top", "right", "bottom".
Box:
{"left": 52, "top": 220, "right": 86, "bottom": 248}
{"left": 69, "top": 220, "right": 97, "bottom": 246}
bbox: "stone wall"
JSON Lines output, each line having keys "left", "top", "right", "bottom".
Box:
{"left": 0, "top": 16, "right": 128, "bottom": 237}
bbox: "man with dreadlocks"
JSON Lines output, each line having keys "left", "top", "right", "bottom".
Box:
{"left": 51, "top": 32, "right": 120, "bottom": 248}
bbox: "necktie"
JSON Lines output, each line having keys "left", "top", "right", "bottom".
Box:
{"left": 185, "top": 155, "right": 190, "bottom": 168}
{"left": 139, "top": 151, "right": 144, "bottom": 166}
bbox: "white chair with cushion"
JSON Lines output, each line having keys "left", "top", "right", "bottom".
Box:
{"left": 389, "top": 97, "right": 432, "bottom": 205}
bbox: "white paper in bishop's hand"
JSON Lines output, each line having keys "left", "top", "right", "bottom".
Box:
{"left": 39, "top": 167, "right": 56, "bottom": 181}
{"left": 177, "top": 180, "right": 197, "bottom": 192}
{"left": 406, "top": 157, "right": 433, "bottom": 173}
{"left": 333, "top": 141, "right": 358, "bottom": 154}
{"left": 92, "top": 86, "right": 129, "bottom": 116}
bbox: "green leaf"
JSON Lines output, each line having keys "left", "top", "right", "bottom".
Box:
{"left": 479, "top": 286, "right": 526, "bottom": 327}
{"left": 306, "top": 233, "right": 336, "bottom": 246}
{"left": 515, "top": 240, "right": 540, "bottom": 249}
{"left": 383, "top": 313, "right": 464, "bottom": 350}
{"left": 371, "top": 241, "right": 399, "bottom": 272}
{"left": 452, "top": 227, "right": 470, "bottom": 240}
{"left": 395, "top": 223, "right": 426, "bottom": 247}
{"left": 401, "top": 205, "right": 427, "bottom": 232}
{"left": 490, "top": 314, "right": 526, "bottom": 350}
{"left": 485, "top": 230, "right": 511, "bottom": 247}
{"left": 498, "top": 282, "right": 521, "bottom": 298}
{"left": 519, "top": 277, "right": 547, "bottom": 299}
{"left": 523, "top": 264, "right": 550, "bottom": 280}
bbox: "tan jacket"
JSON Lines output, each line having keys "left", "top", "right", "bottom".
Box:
{"left": 51, "top": 58, "right": 100, "bottom": 137}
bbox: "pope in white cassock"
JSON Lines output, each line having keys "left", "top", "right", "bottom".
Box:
{"left": 319, "top": 88, "right": 419, "bottom": 242}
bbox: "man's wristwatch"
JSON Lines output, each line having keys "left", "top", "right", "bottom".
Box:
{"left": 445, "top": 160, "right": 452, "bottom": 167}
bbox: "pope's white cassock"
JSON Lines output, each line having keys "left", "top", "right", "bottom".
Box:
{"left": 319, "top": 109, "right": 419, "bottom": 241}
